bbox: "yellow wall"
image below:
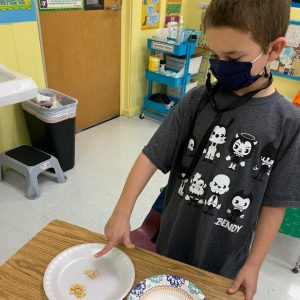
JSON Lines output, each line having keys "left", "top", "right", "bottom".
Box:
{"left": 121, "top": 0, "right": 167, "bottom": 117}
{"left": 181, "top": 0, "right": 210, "bottom": 30}
{"left": 0, "top": 22, "right": 46, "bottom": 152}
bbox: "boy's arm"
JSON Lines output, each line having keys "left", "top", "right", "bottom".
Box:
{"left": 95, "top": 152, "right": 157, "bottom": 257}
{"left": 228, "top": 206, "right": 286, "bottom": 300}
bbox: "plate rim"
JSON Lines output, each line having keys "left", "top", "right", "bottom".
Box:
{"left": 127, "top": 273, "right": 206, "bottom": 300}
{"left": 43, "top": 242, "right": 135, "bottom": 300}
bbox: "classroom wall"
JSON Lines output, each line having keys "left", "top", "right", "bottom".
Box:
{"left": 122, "top": 2, "right": 300, "bottom": 116}
{"left": 181, "top": 0, "right": 209, "bottom": 30}
{"left": 0, "top": 7, "right": 46, "bottom": 152}
{"left": 1, "top": 2, "right": 298, "bottom": 133}
{"left": 121, "top": 0, "right": 167, "bottom": 117}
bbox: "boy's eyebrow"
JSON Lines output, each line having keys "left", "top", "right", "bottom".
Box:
{"left": 206, "top": 46, "right": 247, "bottom": 55}
{"left": 223, "top": 50, "right": 247, "bottom": 55}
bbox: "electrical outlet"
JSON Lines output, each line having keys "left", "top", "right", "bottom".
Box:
{"left": 198, "top": 2, "right": 209, "bottom": 9}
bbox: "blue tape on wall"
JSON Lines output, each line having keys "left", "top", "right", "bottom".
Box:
{"left": 0, "top": 0, "right": 37, "bottom": 23}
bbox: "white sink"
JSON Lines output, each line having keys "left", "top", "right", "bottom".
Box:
{"left": 0, "top": 65, "right": 38, "bottom": 107}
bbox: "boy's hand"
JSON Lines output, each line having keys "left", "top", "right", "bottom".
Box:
{"left": 94, "top": 211, "right": 135, "bottom": 258}
{"left": 227, "top": 264, "right": 259, "bottom": 300}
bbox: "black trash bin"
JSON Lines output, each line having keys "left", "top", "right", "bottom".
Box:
{"left": 22, "top": 89, "right": 78, "bottom": 172}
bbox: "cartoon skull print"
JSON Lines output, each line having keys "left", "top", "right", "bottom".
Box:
{"left": 204, "top": 174, "right": 230, "bottom": 216}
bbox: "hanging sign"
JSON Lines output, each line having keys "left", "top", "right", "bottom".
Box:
{"left": 38, "top": 0, "right": 83, "bottom": 10}
{"left": 0, "top": 0, "right": 32, "bottom": 12}
{"left": 165, "top": 0, "right": 182, "bottom": 27}
{"left": 141, "top": 0, "right": 161, "bottom": 30}
{"left": 0, "top": 0, "right": 36, "bottom": 23}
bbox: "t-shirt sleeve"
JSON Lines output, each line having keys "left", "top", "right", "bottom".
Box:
{"left": 142, "top": 87, "right": 203, "bottom": 174}
{"left": 263, "top": 118, "right": 300, "bottom": 207}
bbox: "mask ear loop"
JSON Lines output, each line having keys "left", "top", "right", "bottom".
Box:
{"left": 263, "top": 66, "right": 271, "bottom": 78}
{"left": 251, "top": 52, "right": 264, "bottom": 64}
{"left": 262, "top": 43, "right": 274, "bottom": 78}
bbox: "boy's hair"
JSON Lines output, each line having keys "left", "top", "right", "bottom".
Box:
{"left": 203, "top": 0, "right": 290, "bottom": 52}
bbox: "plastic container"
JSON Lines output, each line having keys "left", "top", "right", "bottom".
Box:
{"left": 166, "top": 55, "right": 202, "bottom": 74}
{"left": 176, "top": 16, "right": 184, "bottom": 44}
{"left": 22, "top": 88, "right": 78, "bottom": 171}
{"left": 148, "top": 56, "right": 160, "bottom": 72}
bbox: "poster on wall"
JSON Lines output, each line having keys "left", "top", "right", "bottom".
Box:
{"left": 141, "top": 0, "right": 161, "bottom": 30}
{"left": 0, "top": 0, "right": 36, "bottom": 23}
{"left": 0, "top": 0, "right": 32, "bottom": 12}
{"left": 270, "top": 22, "right": 300, "bottom": 77}
{"left": 38, "top": 0, "right": 83, "bottom": 10}
{"left": 165, "top": 0, "right": 181, "bottom": 27}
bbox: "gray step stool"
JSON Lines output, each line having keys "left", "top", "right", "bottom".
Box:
{"left": 0, "top": 145, "right": 67, "bottom": 200}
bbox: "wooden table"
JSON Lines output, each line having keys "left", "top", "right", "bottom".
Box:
{"left": 0, "top": 220, "right": 244, "bottom": 300}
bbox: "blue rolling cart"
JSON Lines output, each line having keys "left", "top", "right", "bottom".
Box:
{"left": 140, "top": 38, "right": 196, "bottom": 121}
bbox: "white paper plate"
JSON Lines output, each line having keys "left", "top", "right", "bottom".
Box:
{"left": 43, "top": 243, "right": 135, "bottom": 300}
{"left": 127, "top": 274, "right": 206, "bottom": 300}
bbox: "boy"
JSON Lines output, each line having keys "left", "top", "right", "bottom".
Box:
{"left": 96, "top": 0, "right": 300, "bottom": 299}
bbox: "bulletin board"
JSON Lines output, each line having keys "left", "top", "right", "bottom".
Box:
{"left": 271, "top": 21, "right": 300, "bottom": 80}
{"left": 0, "top": 0, "right": 36, "bottom": 23}
{"left": 165, "top": 0, "right": 181, "bottom": 27}
{"left": 141, "top": 0, "right": 161, "bottom": 30}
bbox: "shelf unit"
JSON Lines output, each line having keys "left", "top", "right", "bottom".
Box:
{"left": 140, "top": 38, "right": 196, "bottom": 121}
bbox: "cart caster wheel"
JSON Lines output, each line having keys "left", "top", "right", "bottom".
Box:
{"left": 140, "top": 113, "right": 145, "bottom": 119}
{"left": 292, "top": 267, "right": 299, "bottom": 274}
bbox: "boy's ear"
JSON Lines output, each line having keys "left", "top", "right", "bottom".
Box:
{"left": 267, "top": 37, "right": 287, "bottom": 61}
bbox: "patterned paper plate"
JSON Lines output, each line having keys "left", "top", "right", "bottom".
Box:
{"left": 43, "top": 243, "right": 135, "bottom": 300}
{"left": 127, "top": 274, "right": 206, "bottom": 300}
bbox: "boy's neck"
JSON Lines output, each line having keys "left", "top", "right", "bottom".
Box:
{"left": 234, "top": 77, "right": 275, "bottom": 98}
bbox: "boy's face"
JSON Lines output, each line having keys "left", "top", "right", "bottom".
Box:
{"left": 205, "top": 26, "right": 269, "bottom": 77}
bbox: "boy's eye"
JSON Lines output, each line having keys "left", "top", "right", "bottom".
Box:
{"left": 210, "top": 54, "right": 241, "bottom": 62}
{"left": 210, "top": 54, "right": 219, "bottom": 59}
{"left": 228, "top": 57, "right": 241, "bottom": 61}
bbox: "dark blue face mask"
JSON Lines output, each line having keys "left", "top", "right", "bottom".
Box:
{"left": 209, "top": 52, "right": 266, "bottom": 91}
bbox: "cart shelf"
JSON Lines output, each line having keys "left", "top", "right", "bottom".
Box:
{"left": 147, "top": 39, "right": 196, "bottom": 56}
{"left": 145, "top": 70, "right": 191, "bottom": 88}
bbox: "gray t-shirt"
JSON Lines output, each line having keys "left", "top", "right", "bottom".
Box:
{"left": 142, "top": 86, "right": 300, "bottom": 279}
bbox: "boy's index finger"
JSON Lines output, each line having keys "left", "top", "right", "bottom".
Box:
{"left": 94, "top": 241, "right": 116, "bottom": 258}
